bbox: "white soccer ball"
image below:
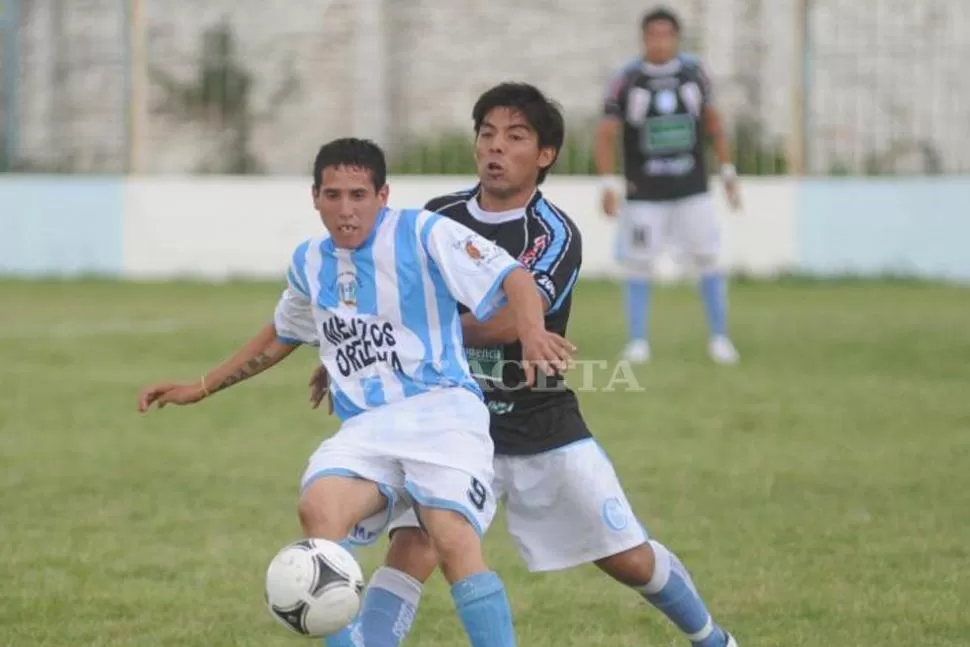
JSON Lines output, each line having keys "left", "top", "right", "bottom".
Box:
{"left": 265, "top": 538, "right": 365, "bottom": 638}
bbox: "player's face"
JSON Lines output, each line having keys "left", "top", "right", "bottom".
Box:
{"left": 475, "top": 107, "right": 556, "bottom": 201}
{"left": 642, "top": 19, "right": 679, "bottom": 64}
{"left": 311, "top": 165, "right": 389, "bottom": 249}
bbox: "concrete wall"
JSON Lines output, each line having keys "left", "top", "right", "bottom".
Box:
{"left": 3, "top": 175, "right": 968, "bottom": 283}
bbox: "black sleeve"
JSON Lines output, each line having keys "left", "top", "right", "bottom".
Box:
{"left": 530, "top": 209, "right": 582, "bottom": 315}
{"left": 602, "top": 64, "right": 633, "bottom": 120}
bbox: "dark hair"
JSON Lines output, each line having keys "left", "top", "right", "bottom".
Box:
{"left": 472, "top": 82, "right": 565, "bottom": 184}
{"left": 312, "top": 137, "right": 387, "bottom": 190}
{"left": 641, "top": 7, "right": 681, "bottom": 32}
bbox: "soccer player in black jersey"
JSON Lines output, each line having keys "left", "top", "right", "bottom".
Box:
{"left": 316, "top": 83, "right": 737, "bottom": 647}
{"left": 596, "top": 7, "right": 741, "bottom": 365}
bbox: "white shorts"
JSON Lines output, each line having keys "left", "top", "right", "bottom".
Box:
{"left": 616, "top": 192, "right": 721, "bottom": 268}
{"left": 389, "top": 438, "right": 648, "bottom": 572}
{"left": 300, "top": 388, "right": 497, "bottom": 547}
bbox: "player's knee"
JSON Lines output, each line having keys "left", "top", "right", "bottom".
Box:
{"left": 594, "top": 541, "right": 656, "bottom": 587}
{"left": 297, "top": 476, "right": 383, "bottom": 540}
{"left": 386, "top": 527, "right": 438, "bottom": 583}
{"left": 297, "top": 493, "right": 349, "bottom": 539}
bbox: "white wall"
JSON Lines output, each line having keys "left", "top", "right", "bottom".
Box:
{"left": 120, "top": 176, "right": 798, "bottom": 281}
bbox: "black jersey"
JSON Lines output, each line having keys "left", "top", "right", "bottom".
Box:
{"left": 603, "top": 54, "right": 714, "bottom": 202}
{"left": 425, "top": 187, "right": 591, "bottom": 455}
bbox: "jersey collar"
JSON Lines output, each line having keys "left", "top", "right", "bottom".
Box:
{"left": 641, "top": 57, "right": 682, "bottom": 76}
{"left": 466, "top": 187, "right": 540, "bottom": 224}
{"left": 324, "top": 206, "right": 388, "bottom": 252}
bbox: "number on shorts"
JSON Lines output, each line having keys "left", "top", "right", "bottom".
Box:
{"left": 466, "top": 477, "right": 487, "bottom": 512}
{"left": 632, "top": 226, "right": 648, "bottom": 248}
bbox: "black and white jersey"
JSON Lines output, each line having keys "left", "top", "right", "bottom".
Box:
{"left": 603, "top": 54, "right": 714, "bottom": 202}
{"left": 425, "top": 187, "right": 591, "bottom": 455}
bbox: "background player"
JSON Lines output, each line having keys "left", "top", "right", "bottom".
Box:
{"left": 314, "top": 84, "right": 738, "bottom": 647}
{"left": 136, "top": 137, "right": 576, "bottom": 647}
{"left": 595, "top": 7, "right": 742, "bottom": 365}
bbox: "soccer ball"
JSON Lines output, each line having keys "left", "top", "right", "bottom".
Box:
{"left": 265, "top": 538, "right": 365, "bottom": 638}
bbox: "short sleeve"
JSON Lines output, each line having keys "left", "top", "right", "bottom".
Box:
{"left": 420, "top": 213, "right": 522, "bottom": 321}
{"left": 531, "top": 204, "right": 582, "bottom": 314}
{"left": 273, "top": 241, "right": 318, "bottom": 346}
{"left": 603, "top": 59, "right": 637, "bottom": 119}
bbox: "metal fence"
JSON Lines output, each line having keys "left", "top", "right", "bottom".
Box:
{"left": 1, "top": 0, "right": 968, "bottom": 176}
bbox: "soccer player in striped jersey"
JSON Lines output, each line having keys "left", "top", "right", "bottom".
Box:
{"left": 136, "top": 137, "right": 577, "bottom": 647}
{"left": 315, "top": 84, "right": 738, "bottom": 647}
{"left": 596, "top": 7, "right": 741, "bottom": 365}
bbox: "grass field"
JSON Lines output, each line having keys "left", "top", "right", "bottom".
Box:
{"left": 2, "top": 278, "right": 969, "bottom": 647}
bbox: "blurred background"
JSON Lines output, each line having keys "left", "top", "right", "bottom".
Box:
{"left": 1, "top": 0, "right": 968, "bottom": 176}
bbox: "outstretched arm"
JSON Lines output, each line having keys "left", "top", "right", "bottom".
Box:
{"left": 202, "top": 323, "right": 299, "bottom": 396}
{"left": 137, "top": 323, "right": 299, "bottom": 412}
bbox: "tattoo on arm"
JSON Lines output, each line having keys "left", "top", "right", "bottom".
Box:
{"left": 212, "top": 352, "right": 275, "bottom": 394}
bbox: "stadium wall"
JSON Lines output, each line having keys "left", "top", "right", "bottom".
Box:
{"left": 1, "top": 176, "right": 968, "bottom": 283}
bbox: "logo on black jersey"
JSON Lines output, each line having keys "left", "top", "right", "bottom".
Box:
{"left": 517, "top": 235, "right": 547, "bottom": 268}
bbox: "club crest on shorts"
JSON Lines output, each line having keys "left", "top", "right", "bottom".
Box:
{"left": 601, "top": 497, "right": 629, "bottom": 531}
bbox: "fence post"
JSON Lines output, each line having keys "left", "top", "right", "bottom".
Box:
{"left": 123, "top": 0, "right": 146, "bottom": 174}
{"left": 789, "top": 0, "right": 811, "bottom": 174}
{"left": 352, "top": 0, "right": 387, "bottom": 148}
{"left": 1, "top": 0, "right": 21, "bottom": 168}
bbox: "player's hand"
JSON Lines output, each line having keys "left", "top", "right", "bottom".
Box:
{"left": 137, "top": 381, "right": 206, "bottom": 412}
{"left": 725, "top": 178, "right": 742, "bottom": 212}
{"left": 519, "top": 329, "right": 576, "bottom": 386}
{"left": 601, "top": 187, "right": 619, "bottom": 218}
{"left": 308, "top": 364, "right": 333, "bottom": 415}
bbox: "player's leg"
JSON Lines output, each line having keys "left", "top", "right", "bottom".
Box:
{"left": 616, "top": 199, "right": 670, "bottom": 362}
{"left": 299, "top": 435, "right": 411, "bottom": 647}
{"left": 501, "top": 436, "right": 735, "bottom": 646}
{"left": 413, "top": 498, "right": 515, "bottom": 647}
{"left": 674, "top": 192, "right": 739, "bottom": 364}
{"left": 328, "top": 514, "right": 437, "bottom": 647}
{"left": 340, "top": 452, "right": 512, "bottom": 647}
{"left": 401, "top": 429, "right": 514, "bottom": 646}
{"left": 297, "top": 437, "right": 405, "bottom": 541}
{"left": 596, "top": 541, "right": 736, "bottom": 647}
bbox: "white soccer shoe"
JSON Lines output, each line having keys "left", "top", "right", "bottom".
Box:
{"left": 708, "top": 336, "right": 740, "bottom": 365}
{"left": 725, "top": 632, "right": 739, "bottom": 647}
{"left": 621, "top": 339, "right": 651, "bottom": 364}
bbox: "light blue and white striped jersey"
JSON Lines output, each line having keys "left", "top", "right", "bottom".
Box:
{"left": 274, "top": 207, "right": 522, "bottom": 421}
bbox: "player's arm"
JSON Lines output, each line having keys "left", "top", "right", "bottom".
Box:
{"left": 136, "top": 323, "right": 300, "bottom": 412}
{"left": 696, "top": 62, "right": 741, "bottom": 210}
{"left": 421, "top": 214, "right": 574, "bottom": 382}
{"left": 594, "top": 67, "right": 628, "bottom": 217}
{"left": 137, "top": 243, "right": 317, "bottom": 412}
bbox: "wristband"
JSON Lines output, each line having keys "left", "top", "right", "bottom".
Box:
{"left": 200, "top": 375, "right": 210, "bottom": 398}
{"left": 600, "top": 176, "right": 622, "bottom": 193}
{"left": 720, "top": 163, "right": 737, "bottom": 181}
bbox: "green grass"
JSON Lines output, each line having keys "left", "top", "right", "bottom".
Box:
{"left": 2, "top": 278, "right": 969, "bottom": 647}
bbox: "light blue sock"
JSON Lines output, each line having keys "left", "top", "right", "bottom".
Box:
{"left": 451, "top": 571, "right": 517, "bottom": 647}
{"left": 639, "top": 541, "right": 728, "bottom": 647}
{"left": 353, "top": 566, "right": 422, "bottom": 647}
{"left": 624, "top": 278, "right": 651, "bottom": 342}
{"left": 698, "top": 272, "right": 728, "bottom": 337}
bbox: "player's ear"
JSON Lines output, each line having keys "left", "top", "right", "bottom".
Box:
{"left": 377, "top": 184, "right": 390, "bottom": 206}
{"left": 538, "top": 146, "right": 558, "bottom": 171}
{"left": 310, "top": 184, "right": 320, "bottom": 202}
